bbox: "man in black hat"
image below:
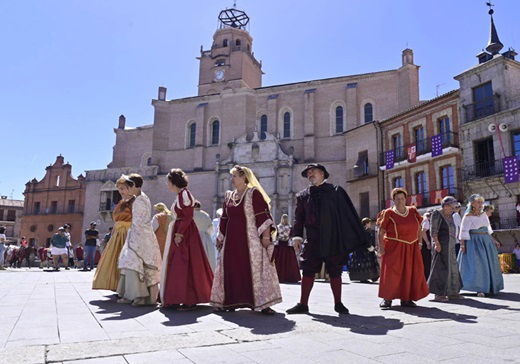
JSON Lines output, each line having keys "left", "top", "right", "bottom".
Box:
{"left": 287, "top": 164, "right": 367, "bottom": 315}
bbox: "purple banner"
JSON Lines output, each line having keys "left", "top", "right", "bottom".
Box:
{"left": 385, "top": 150, "right": 395, "bottom": 170}
{"left": 431, "top": 134, "right": 443, "bottom": 157}
{"left": 503, "top": 156, "right": 519, "bottom": 184}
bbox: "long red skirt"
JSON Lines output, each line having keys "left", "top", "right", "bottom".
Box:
{"left": 378, "top": 239, "right": 429, "bottom": 301}
{"left": 272, "top": 241, "right": 301, "bottom": 283}
{"left": 163, "top": 224, "right": 214, "bottom": 306}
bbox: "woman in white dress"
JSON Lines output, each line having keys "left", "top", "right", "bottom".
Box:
{"left": 193, "top": 201, "right": 216, "bottom": 271}
{"left": 117, "top": 174, "right": 163, "bottom": 306}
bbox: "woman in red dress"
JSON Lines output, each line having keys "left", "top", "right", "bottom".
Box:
{"left": 377, "top": 188, "right": 429, "bottom": 308}
{"left": 210, "top": 165, "right": 282, "bottom": 314}
{"left": 273, "top": 214, "right": 301, "bottom": 283}
{"left": 160, "top": 169, "right": 214, "bottom": 308}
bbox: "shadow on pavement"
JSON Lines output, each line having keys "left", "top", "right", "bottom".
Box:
{"left": 392, "top": 305, "right": 478, "bottom": 322}
{"left": 159, "top": 305, "right": 214, "bottom": 326}
{"left": 308, "top": 313, "right": 403, "bottom": 335}
{"left": 90, "top": 298, "right": 159, "bottom": 319}
{"left": 214, "top": 309, "right": 296, "bottom": 335}
{"left": 441, "top": 295, "right": 520, "bottom": 311}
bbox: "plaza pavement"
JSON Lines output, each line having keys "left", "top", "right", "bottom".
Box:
{"left": 0, "top": 268, "right": 519, "bottom": 364}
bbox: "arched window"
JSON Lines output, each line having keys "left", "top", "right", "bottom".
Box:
{"left": 211, "top": 120, "right": 220, "bottom": 145}
{"left": 146, "top": 157, "right": 152, "bottom": 166}
{"left": 223, "top": 39, "right": 228, "bottom": 47}
{"left": 260, "top": 115, "right": 267, "bottom": 140}
{"left": 56, "top": 176, "right": 60, "bottom": 187}
{"left": 283, "top": 112, "right": 291, "bottom": 138}
{"left": 364, "top": 103, "right": 373, "bottom": 123}
{"left": 335, "top": 106, "right": 344, "bottom": 133}
{"left": 188, "top": 123, "right": 196, "bottom": 147}
{"left": 235, "top": 39, "right": 241, "bottom": 46}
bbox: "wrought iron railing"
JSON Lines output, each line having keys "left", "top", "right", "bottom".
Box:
{"left": 380, "top": 132, "right": 459, "bottom": 166}
{"left": 461, "top": 160, "right": 505, "bottom": 181}
{"left": 463, "top": 94, "right": 501, "bottom": 123}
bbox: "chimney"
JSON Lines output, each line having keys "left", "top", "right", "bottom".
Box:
{"left": 158, "top": 86, "right": 167, "bottom": 101}
{"left": 118, "top": 115, "right": 126, "bottom": 130}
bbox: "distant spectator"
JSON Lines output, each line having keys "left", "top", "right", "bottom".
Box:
{"left": 0, "top": 226, "right": 6, "bottom": 270}
{"left": 50, "top": 227, "right": 69, "bottom": 271}
{"left": 83, "top": 222, "right": 99, "bottom": 271}
{"left": 513, "top": 243, "right": 520, "bottom": 271}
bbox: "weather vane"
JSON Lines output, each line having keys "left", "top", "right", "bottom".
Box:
{"left": 486, "top": 2, "right": 495, "bottom": 14}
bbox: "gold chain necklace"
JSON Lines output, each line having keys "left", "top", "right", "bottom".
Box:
{"left": 231, "top": 188, "right": 247, "bottom": 207}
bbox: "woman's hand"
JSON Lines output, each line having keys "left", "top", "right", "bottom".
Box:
{"left": 378, "top": 245, "right": 385, "bottom": 256}
{"left": 174, "top": 235, "right": 182, "bottom": 247}
{"left": 460, "top": 245, "right": 466, "bottom": 254}
{"left": 216, "top": 239, "right": 223, "bottom": 252}
{"left": 434, "top": 241, "right": 441, "bottom": 253}
{"left": 261, "top": 236, "right": 271, "bottom": 248}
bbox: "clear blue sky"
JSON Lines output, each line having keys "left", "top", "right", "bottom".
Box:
{"left": 1, "top": 0, "right": 519, "bottom": 200}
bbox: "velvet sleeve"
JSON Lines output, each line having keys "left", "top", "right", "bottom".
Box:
{"left": 252, "top": 188, "right": 274, "bottom": 236}
{"left": 173, "top": 189, "right": 195, "bottom": 237}
{"left": 292, "top": 194, "right": 305, "bottom": 239}
{"left": 379, "top": 209, "right": 391, "bottom": 232}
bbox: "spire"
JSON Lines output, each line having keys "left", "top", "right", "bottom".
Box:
{"left": 485, "top": 2, "right": 503, "bottom": 55}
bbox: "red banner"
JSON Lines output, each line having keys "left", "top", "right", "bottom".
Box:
{"left": 407, "top": 145, "right": 416, "bottom": 163}
{"left": 430, "top": 189, "right": 449, "bottom": 205}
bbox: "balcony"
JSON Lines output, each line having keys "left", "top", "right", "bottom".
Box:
{"left": 346, "top": 162, "right": 379, "bottom": 182}
{"left": 463, "top": 94, "right": 501, "bottom": 123}
{"left": 26, "top": 208, "right": 83, "bottom": 216}
{"left": 461, "top": 160, "right": 505, "bottom": 181}
{"left": 383, "top": 188, "right": 464, "bottom": 209}
{"left": 380, "top": 132, "right": 459, "bottom": 167}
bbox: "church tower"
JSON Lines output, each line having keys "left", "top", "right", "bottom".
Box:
{"left": 197, "top": 6, "right": 263, "bottom": 96}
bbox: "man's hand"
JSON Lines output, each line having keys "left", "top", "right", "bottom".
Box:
{"left": 292, "top": 238, "right": 302, "bottom": 252}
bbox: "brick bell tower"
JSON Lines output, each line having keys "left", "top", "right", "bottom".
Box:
{"left": 197, "top": 6, "right": 263, "bottom": 96}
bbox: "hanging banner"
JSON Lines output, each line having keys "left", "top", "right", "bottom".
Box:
{"left": 503, "top": 156, "right": 519, "bottom": 184}
{"left": 430, "top": 189, "right": 449, "bottom": 205}
{"left": 385, "top": 150, "right": 395, "bottom": 170}
{"left": 431, "top": 134, "right": 443, "bottom": 157}
{"left": 408, "top": 194, "right": 423, "bottom": 207}
{"left": 407, "top": 145, "right": 416, "bottom": 163}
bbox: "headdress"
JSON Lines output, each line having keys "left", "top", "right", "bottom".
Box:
{"left": 234, "top": 165, "right": 271, "bottom": 207}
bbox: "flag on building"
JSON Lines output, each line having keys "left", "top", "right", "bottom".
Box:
{"left": 431, "top": 134, "right": 443, "bottom": 157}
{"left": 386, "top": 150, "right": 395, "bottom": 170}
{"left": 503, "top": 156, "right": 519, "bottom": 184}
{"left": 407, "top": 145, "right": 417, "bottom": 163}
{"left": 430, "top": 188, "right": 449, "bottom": 205}
{"left": 408, "top": 194, "right": 423, "bottom": 207}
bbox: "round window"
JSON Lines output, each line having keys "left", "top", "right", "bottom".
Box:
{"left": 47, "top": 224, "right": 54, "bottom": 232}
{"left": 30, "top": 225, "right": 37, "bottom": 232}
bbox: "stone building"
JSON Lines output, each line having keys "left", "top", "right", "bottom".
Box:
{"left": 0, "top": 196, "right": 24, "bottom": 243}
{"left": 379, "top": 90, "right": 461, "bottom": 212}
{"left": 20, "top": 155, "right": 86, "bottom": 247}
{"left": 456, "top": 7, "right": 520, "bottom": 232}
{"left": 84, "top": 6, "right": 420, "bottom": 232}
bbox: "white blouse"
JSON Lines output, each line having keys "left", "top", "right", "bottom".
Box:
{"left": 458, "top": 213, "right": 493, "bottom": 241}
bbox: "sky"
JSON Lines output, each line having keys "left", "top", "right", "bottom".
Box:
{"left": 1, "top": 0, "right": 519, "bottom": 200}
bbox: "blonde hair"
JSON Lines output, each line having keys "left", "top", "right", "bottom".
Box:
{"left": 231, "top": 165, "right": 271, "bottom": 207}
{"left": 154, "top": 202, "right": 172, "bottom": 215}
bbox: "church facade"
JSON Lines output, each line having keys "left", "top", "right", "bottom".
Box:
{"left": 83, "top": 7, "right": 420, "bottom": 233}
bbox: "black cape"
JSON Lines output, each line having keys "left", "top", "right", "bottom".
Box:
{"left": 312, "top": 183, "right": 368, "bottom": 258}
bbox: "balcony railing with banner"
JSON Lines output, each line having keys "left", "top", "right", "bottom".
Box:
{"left": 463, "top": 94, "right": 501, "bottom": 123}
{"left": 383, "top": 187, "right": 464, "bottom": 210}
{"left": 380, "top": 132, "right": 459, "bottom": 166}
{"left": 346, "top": 162, "right": 379, "bottom": 182}
{"left": 461, "top": 160, "right": 505, "bottom": 181}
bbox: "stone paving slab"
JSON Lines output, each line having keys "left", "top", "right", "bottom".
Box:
{"left": 1, "top": 269, "right": 520, "bottom": 363}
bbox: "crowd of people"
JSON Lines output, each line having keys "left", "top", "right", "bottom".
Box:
{"left": 1, "top": 163, "right": 516, "bottom": 314}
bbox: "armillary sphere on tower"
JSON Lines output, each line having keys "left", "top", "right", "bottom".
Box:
{"left": 218, "top": 7, "right": 250, "bottom": 30}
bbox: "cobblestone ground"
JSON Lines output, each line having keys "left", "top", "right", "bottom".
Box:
{"left": 0, "top": 268, "right": 519, "bottom": 364}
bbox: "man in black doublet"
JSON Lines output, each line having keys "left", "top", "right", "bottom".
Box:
{"left": 286, "top": 164, "right": 367, "bottom": 315}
